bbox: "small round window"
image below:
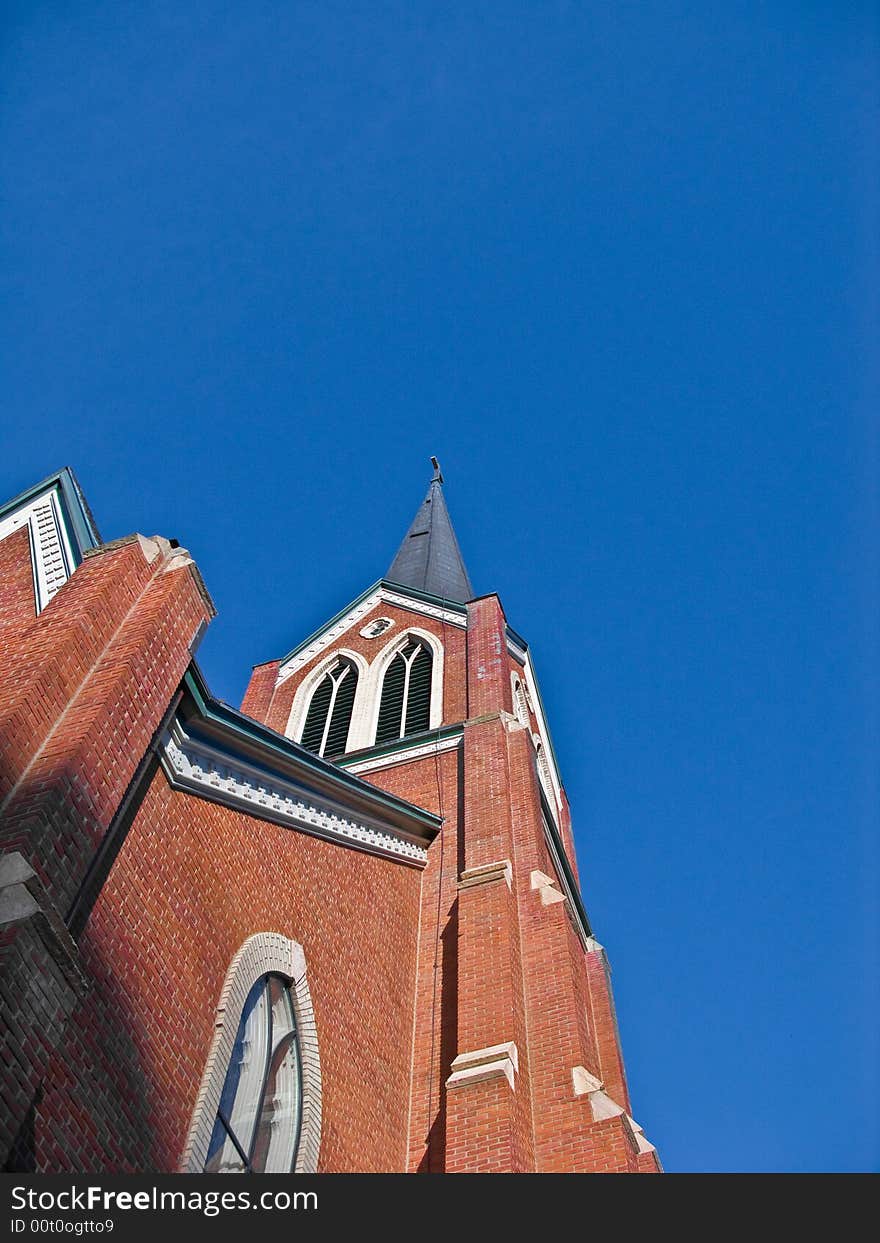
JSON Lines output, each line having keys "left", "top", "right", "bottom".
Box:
{"left": 359, "top": 616, "right": 395, "bottom": 639}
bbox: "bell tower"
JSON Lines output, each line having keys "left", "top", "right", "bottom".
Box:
{"left": 241, "top": 461, "right": 661, "bottom": 1172}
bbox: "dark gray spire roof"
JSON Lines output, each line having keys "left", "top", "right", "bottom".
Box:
{"left": 386, "top": 459, "right": 474, "bottom": 604}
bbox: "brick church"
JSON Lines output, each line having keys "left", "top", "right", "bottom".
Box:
{"left": 0, "top": 461, "right": 660, "bottom": 1174}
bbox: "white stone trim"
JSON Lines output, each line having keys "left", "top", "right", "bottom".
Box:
{"left": 539, "top": 810, "right": 591, "bottom": 951}
{"left": 179, "top": 932, "right": 322, "bottom": 1174}
{"left": 159, "top": 718, "right": 428, "bottom": 866}
{"left": 569, "top": 1067, "right": 657, "bottom": 1154}
{"left": 625, "top": 1115, "right": 657, "bottom": 1155}
{"left": 530, "top": 869, "right": 567, "bottom": 906}
{"left": 447, "top": 1042, "right": 519, "bottom": 1092}
{"left": 276, "top": 592, "right": 381, "bottom": 687}
{"left": 284, "top": 629, "right": 449, "bottom": 756}
{"left": 510, "top": 672, "right": 530, "bottom": 728}
{"left": 379, "top": 588, "right": 467, "bottom": 629}
{"left": 276, "top": 587, "right": 465, "bottom": 688}
{"left": 572, "top": 1066, "right": 603, "bottom": 1097}
{"left": 459, "top": 860, "right": 512, "bottom": 891}
{"left": 0, "top": 485, "right": 75, "bottom": 614}
{"left": 589, "top": 1089, "right": 626, "bottom": 1121}
{"left": 284, "top": 648, "right": 369, "bottom": 751}
{"left": 345, "top": 732, "right": 461, "bottom": 775}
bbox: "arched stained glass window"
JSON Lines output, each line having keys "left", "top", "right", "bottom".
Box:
{"left": 375, "top": 638, "right": 433, "bottom": 744}
{"left": 299, "top": 659, "right": 358, "bottom": 757}
{"left": 204, "top": 974, "right": 303, "bottom": 1174}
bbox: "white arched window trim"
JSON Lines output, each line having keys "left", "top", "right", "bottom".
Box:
{"left": 510, "top": 672, "right": 530, "bottom": 727}
{"left": 532, "top": 732, "right": 561, "bottom": 811}
{"left": 285, "top": 649, "right": 369, "bottom": 753}
{"left": 179, "top": 932, "right": 322, "bottom": 1174}
{"left": 363, "top": 627, "right": 445, "bottom": 747}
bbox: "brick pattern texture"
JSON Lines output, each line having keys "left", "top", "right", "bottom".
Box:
{"left": 0, "top": 522, "right": 660, "bottom": 1173}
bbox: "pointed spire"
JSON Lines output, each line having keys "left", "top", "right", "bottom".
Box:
{"left": 386, "top": 459, "right": 474, "bottom": 604}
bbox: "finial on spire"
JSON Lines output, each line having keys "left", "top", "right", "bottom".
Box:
{"left": 430, "top": 456, "right": 444, "bottom": 484}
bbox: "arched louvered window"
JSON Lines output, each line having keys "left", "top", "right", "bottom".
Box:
{"left": 535, "top": 739, "right": 554, "bottom": 803}
{"left": 375, "top": 637, "right": 433, "bottom": 743}
{"left": 512, "top": 677, "right": 529, "bottom": 726}
{"left": 299, "top": 659, "right": 358, "bottom": 757}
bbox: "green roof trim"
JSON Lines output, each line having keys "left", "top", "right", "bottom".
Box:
{"left": 182, "top": 663, "right": 441, "bottom": 837}
{"left": 381, "top": 578, "right": 469, "bottom": 615}
{"left": 0, "top": 466, "right": 101, "bottom": 561}
{"left": 337, "top": 722, "right": 464, "bottom": 769}
{"left": 504, "top": 622, "right": 528, "bottom": 655}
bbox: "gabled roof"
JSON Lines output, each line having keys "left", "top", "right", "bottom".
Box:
{"left": 0, "top": 466, "right": 101, "bottom": 555}
{"left": 274, "top": 578, "right": 468, "bottom": 682}
{"left": 0, "top": 467, "right": 102, "bottom": 613}
{"left": 386, "top": 460, "right": 474, "bottom": 605}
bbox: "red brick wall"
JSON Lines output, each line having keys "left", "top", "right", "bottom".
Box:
{"left": 465, "top": 596, "right": 511, "bottom": 720}
{"left": 240, "top": 659, "right": 279, "bottom": 721}
{"left": 36, "top": 769, "right": 424, "bottom": 1173}
{"left": 0, "top": 517, "right": 659, "bottom": 1174}
{"left": 244, "top": 603, "right": 468, "bottom": 739}
{"left": 505, "top": 722, "right": 601, "bottom": 1164}
{"left": 0, "top": 532, "right": 214, "bottom": 1167}
{"left": 358, "top": 750, "right": 462, "bottom": 1173}
{"left": 241, "top": 585, "right": 660, "bottom": 1173}
{"left": 0, "top": 526, "right": 37, "bottom": 641}
{"left": 0, "top": 537, "right": 210, "bottom": 911}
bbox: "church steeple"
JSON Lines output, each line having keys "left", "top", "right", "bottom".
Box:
{"left": 386, "top": 458, "right": 474, "bottom": 604}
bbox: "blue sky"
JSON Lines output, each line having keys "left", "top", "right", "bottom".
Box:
{"left": 2, "top": 2, "right": 877, "bottom": 1172}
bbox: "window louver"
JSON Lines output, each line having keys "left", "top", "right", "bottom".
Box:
{"left": 405, "top": 646, "right": 432, "bottom": 734}
{"left": 324, "top": 665, "right": 356, "bottom": 757}
{"left": 300, "top": 678, "right": 333, "bottom": 753}
{"left": 375, "top": 638, "right": 434, "bottom": 744}
{"left": 300, "top": 660, "right": 358, "bottom": 758}
{"left": 375, "top": 654, "right": 406, "bottom": 744}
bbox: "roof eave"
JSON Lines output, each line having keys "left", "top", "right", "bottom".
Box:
{"left": 183, "top": 663, "right": 441, "bottom": 842}
{"left": 0, "top": 466, "right": 101, "bottom": 559}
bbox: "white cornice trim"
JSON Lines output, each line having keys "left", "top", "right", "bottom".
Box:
{"left": 0, "top": 485, "right": 75, "bottom": 614}
{"left": 344, "top": 732, "right": 461, "bottom": 775}
{"left": 276, "top": 587, "right": 467, "bottom": 687}
{"left": 276, "top": 592, "right": 382, "bottom": 686}
{"left": 379, "top": 588, "right": 467, "bottom": 629}
{"left": 159, "top": 718, "right": 428, "bottom": 866}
